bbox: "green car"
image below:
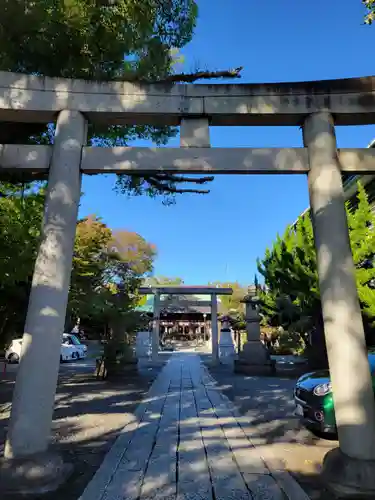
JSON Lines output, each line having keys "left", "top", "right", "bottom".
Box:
{"left": 294, "top": 352, "right": 375, "bottom": 435}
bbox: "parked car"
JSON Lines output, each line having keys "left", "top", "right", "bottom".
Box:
{"left": 4, "top": 338, "right": 23, "bottom": 364}
{"left": 294, "top": 352, "right": 375, "bottom": 435}
{"left": 61, "top": 333, "right": 87, "bottom": 361}
{"left": 5, "top": 333, "right": 87, "bottom": 364}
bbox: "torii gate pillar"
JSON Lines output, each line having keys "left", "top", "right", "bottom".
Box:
{"left": 304, "top": 111, "right": 375, "bottom": 497}
{"left": 211, "top": 294, "right": 219, "bottom": 363}
{"left": 152, "top": 292, "right": 161, "bottom": 362}
{"left": 1, "top": 110, "right": 87, "bottom": 493}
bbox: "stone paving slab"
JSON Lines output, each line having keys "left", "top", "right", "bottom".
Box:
{"left": 79, "top": 353, "right": 310, "bottom": 500}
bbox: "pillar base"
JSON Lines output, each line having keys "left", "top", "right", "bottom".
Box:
{"left": 0, "top": 451, "right": 71, "bottom": 496}
{"left": 322, "top": 447, "right": 375, "bottom": 498}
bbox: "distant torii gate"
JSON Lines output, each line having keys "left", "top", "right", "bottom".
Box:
{"left": 138, "top": 285, "right": 232, "bottom": 362}
{"left": 1, "top": 71, "right": 375, "bottom": 495}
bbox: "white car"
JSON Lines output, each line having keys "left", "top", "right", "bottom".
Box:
{"left": 5, "top": 333, "right": 87, "bottom": 363}
{"left": 61, "top": 333, "right": 87, "bottom": 362}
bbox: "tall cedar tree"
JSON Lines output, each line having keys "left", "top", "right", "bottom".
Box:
{"left": 257, "top": 182, "right": 375, "bottom": 346}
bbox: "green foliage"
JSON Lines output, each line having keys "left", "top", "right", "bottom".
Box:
{"left": 0, "top": 0, "right": 208, "bottom": 201}
{"left": 0, "top": 182, "right": 45, "bottom": 347}
{"left": 0, "top": 0, "right": 197, "bottom": 79}
{"left": 69, "top": 215, "right": 156, "bottom": 329}
{"left": 364, "top": 0, "right": 375, "bottom": 24}
{"left": 0, "top": 184, "right": 156, "bottom": 348}
{"left": 274, "top": 330, "right": 306, "bottom": 356}
{"left": 229, "top": 310, "right": 246, "bottom": 332}
{"left": 144, "top": 275, "right": 184, "bottom": 286}
{"left": 0, "top": 183, "right": 44, "bottom": 287}
{"left": 348, "top": 183, "right": 375, "bottom": 318}
{"left": 258, "top": 182, "right": 375, "bottom": 349}
{"left": 208, "top": 281, "right": 247, "bottom": 315}
{"left": 257, "top": 213, "right": 318, "bottom": 332}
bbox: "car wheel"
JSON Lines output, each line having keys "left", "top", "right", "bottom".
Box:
{"left": 60, "top": 355, "right": 64, "bottom": 363}
{"left": 9, "top": 353, "right": 19, "bottom": 364}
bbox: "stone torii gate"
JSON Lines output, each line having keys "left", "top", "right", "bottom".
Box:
{"left": 1, "top": 71, "right": 375, "bottom": 495}
{"left": 138, "top": 285, "right": 232, "bottom": 362}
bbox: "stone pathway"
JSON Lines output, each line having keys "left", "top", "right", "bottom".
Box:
{"left": 79, "top": 353, "right": 310, "bottom": 500}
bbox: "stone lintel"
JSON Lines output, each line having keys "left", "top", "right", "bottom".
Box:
{"left": 80, "top": 147, "right": 375, "bottom": 175}
{"left": 74, "top": 146, "right": 375, "bottom": 175}
{"left": 2, "top": 145, "right": 375, "bottom": 176}
{"left": 139, "top": 286, "right": 232, "bottom": 296}
{"left": 0, "top": 144, "right": 52, "bottom": 173}
{"left": 81, "top": 147, "right": 309, "bottom": 174}
{"left": 2, "top": 71, "right": 375, "bottom": 126}
{"left": 160, "top": 300, "right": 212, "bottom": 308}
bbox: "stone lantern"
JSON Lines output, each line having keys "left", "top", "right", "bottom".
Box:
{"left": 234, "top": 285, "right": 275, "bottom": 375}
{"left": 218, "top": 315, "right": 236, "bottom": 360}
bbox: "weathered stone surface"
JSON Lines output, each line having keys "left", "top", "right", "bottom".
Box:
{"left": 2, "top": 70, "right": 375, "bottom": 127}
{"left": 243, "top": 473, "right": 285, "bottom": 500}
{"left": 322, "top": 447, "right": 375, "bottom": 498}
{"left": 79, "top": 353, "right": 309, "bottom": 500}
{"left": 0, "top": 451, "right": 72, "bottom": 496}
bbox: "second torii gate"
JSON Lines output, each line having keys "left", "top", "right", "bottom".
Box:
{"left": 138, "top": 285, "right": 232, "bottom": 362}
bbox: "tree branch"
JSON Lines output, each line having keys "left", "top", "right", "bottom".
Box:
{"left": 119, "top": 66, "right": 244, "bottom": 83}
{"left": 147, "top": 176, "right": 210, "bottom": 194}
{"left": 154, "top": 173, "right": 214, "bottom": 184}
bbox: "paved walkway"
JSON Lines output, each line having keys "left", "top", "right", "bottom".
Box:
{"left": 79, "top": 353, "right": 310, "bottom": 500}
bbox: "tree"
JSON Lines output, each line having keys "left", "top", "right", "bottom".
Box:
{"left": 110, "top": 230, "right": 156, "bottom": 275}
{"left": 0, "top": 1, "right": 242, "bottom": 201}
{"left": 68, "top": 215, "right": 113, "bottom": 324}
{"left": 0, "top": 182, "right": 45, "bottom": 346}
{"left": 208, "top": 281, "right": 248, "bottom": 315}
{"left": 364, "top": 0, "right": 375, "bottom": 24}
{"left": 68, "top": 216, "right": 156, "bottom": 332}
{"left": 257, "top": 214, "right": 318, "bottom": 331}
{"left": 0, "top": 187, "right": 157, "bottom": 348}
{"left": 144, "top": 276, "right": 184, "bottom": 286}
{"left": 257, "top": 182, "right": 375, "bottom": 365}
{"left": 348, "top": 183, "right": 375, "bottom": 320}
{"left": 0, "top": 1, "right": 197, "bottom": 81}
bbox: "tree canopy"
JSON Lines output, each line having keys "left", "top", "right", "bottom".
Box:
{"left": 257, "top": 182, "right": 375, "bottom": 349}
{"left": 207, "top": 281, "right": 247, "bottom": 315}
{"left": 0, "top": 0, "right": 197, "bottom": 80}
{"left": 364, "top": 0, "right": 375, "bottom": 24}
{"left": 67, "top": 214, "right": 156, "bottom": 332}
{"left": 0, "top": 183, "right": 156, "bottom": 347}
{"left": 143, "top": 276, "right": 184, "bottom": 286}
{"left": 0, "top": 0, "right": 242, "bottom": 201}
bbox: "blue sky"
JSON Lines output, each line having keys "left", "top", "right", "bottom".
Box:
{"left": 79, "top": 0, "right": 375, "bottom": 285}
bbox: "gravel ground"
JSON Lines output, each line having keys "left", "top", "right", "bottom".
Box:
{"left": 0, "top": 360, "right": 166, "bottom": 500}
{"left": 201, "top": 355, "right": 337, "bottom": 500}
